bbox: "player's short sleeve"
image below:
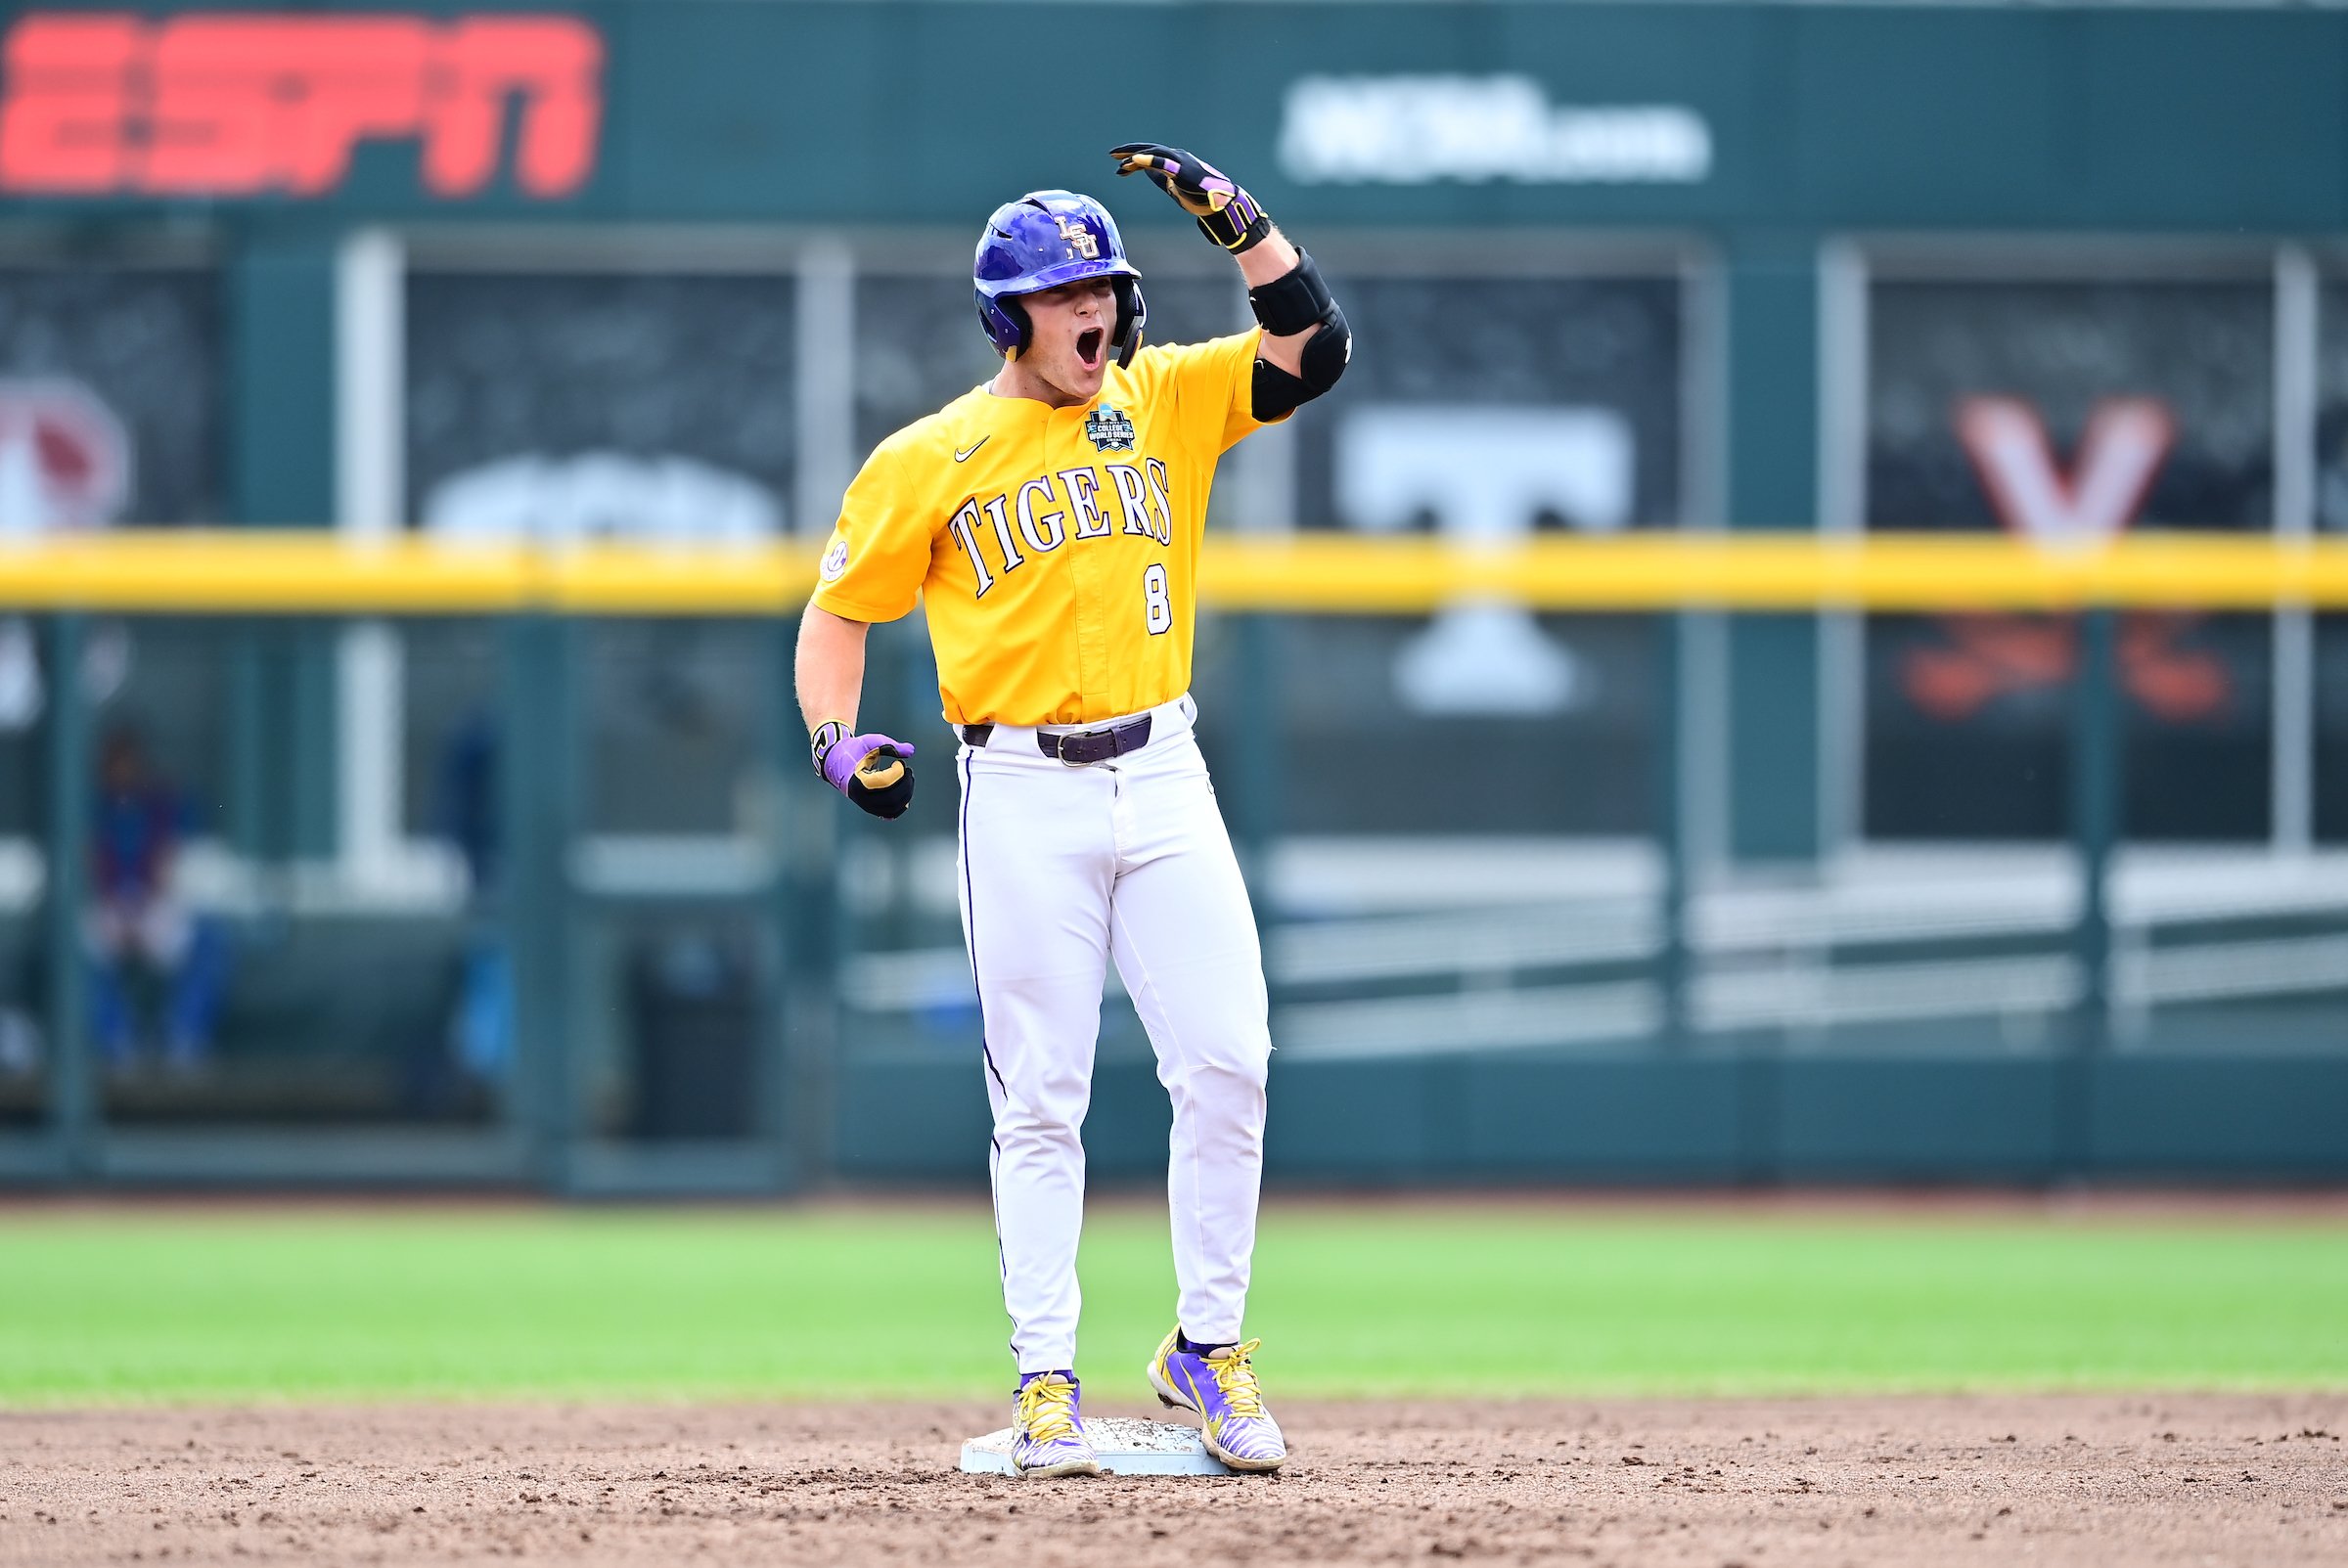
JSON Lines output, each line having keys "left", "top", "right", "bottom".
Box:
{"left": 809, "top": 441, "right": 930, "bottom": 622}
{"left": 1143, "top": 328, "right": 1283, "bottom": 456}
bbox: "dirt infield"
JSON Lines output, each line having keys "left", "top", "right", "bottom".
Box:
{"left": 3, "top": 1394, "right": 2342, "bottom": 1566}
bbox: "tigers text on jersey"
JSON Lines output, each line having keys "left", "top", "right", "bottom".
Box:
{"left": 811, "top": 329, "right": 1280, "bottom": 727}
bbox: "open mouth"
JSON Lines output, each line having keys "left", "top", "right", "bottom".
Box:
{"left": 1075, "top": 328, "right": 1105, "bottom": 371}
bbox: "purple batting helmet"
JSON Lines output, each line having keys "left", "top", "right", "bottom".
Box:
{"left": 974, "top": 190, "right": 1146, "bottom": 366}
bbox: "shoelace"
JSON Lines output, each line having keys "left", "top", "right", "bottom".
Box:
{"left": 1016, "top": 1375, "right": 1081, "bottom": 1445}
{"left": 1202, "top": 1339, "right": 1267, "bottom": 1418}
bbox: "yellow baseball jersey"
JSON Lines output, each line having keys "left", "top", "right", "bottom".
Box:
{"left": 811, "top": 329, "right": 1280, "bottom": 727}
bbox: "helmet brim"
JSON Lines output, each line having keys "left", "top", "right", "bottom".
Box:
{"left": 976, "top": 254, "right": 1142, "bottom": 302}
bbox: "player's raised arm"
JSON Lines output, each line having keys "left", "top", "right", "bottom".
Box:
{"left": 1109, "top": 142, "right": 1350, "bottom": 417}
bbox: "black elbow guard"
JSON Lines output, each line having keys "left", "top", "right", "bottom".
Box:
{"left": 1252, "top": 308, "right": 1350, "bottom": 420}
{"left": 1247, "top": 250, "right": 1350, "bottom": 421}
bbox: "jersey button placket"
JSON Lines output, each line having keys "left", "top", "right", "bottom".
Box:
{"left": 1060, "top": 413, "right": 1113, "bottom": 717}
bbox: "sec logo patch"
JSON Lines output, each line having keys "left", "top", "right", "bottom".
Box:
{"left": 820, "top": 539, "right": 850, "bottom": 582}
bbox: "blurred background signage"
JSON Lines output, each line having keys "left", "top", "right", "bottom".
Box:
{"left": 1334, "top": 405, "right": 1633, "bottom": 715}
{"left": 1279, "top": 75, "right": 1711, "bottom": 185}
{"left": 0, "top": 11, "right": 602, "bottom": 199}
{"left": 0, "top": 378, "right": 129, "bottom": 538}
{"left": 421, "top": 454, "right": 784, "bottom": 545}
{"left": 1905, "top": 395, "right": 2222, "bottom": 726}
{"left": 1957, "top": 396, "right": 2174, "bottom": 552}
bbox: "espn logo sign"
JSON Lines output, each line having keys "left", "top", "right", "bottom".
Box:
{"left": 0, "top": 13, "right": 601, "bottom": 200}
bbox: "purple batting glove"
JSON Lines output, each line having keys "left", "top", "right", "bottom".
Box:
{"left": 812, "top": 722, "right": 917, "bottom": 820}
{"left": 1109, "top": 142, "right": 1273, "bottom": 253}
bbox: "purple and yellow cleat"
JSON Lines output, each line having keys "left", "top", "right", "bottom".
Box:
{"left": 1148, "top": 1329, "right": 1287, "bottom": 1472}
{"left": 1010, "top": 1370, "right": 1103, "bottom": 1478}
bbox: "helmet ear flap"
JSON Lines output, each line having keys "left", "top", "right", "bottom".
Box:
{"left": 1112, "top": 277, "right": 1147, "bottom": 369}
{"left": 975, "top": 291, "right": 1032, "bottom": 360}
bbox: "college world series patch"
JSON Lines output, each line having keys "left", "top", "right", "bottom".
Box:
{"left": 820, "top": 538, "right": 850, "bottom": 582}
{"left": 1084, "top": 404, "right": 1136, "bottom": 453}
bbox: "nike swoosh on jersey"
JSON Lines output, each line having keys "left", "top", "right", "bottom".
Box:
{"left": 955, "top": 438, "right": 990, "bottom": 463}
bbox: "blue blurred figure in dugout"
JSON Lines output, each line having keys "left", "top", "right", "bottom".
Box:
{"left": 86, "top": 727, "right": 225, "bottom": 1069}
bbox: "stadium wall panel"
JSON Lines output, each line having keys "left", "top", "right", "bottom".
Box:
{"left": 828, "top": 1055, "right": 2348, "bottom": 1187}
{"left": 1767, "top": 1059, "right": 2067, "bottom": 1182}
{"left": 2085, "top": 1058, "right": 2348, "bottom": 1178}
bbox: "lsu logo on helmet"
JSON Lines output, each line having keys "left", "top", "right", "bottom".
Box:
{"left": 1054, "top": 213, "right": 1101, "bottom": 260}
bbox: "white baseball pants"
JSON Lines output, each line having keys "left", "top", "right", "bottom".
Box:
{"left": 955, "top": 694, "right": 1272, "bottom": 1375}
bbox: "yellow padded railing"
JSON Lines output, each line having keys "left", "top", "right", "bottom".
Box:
{"left": 1, "top": 531, "right": 2346, "bottom": 613}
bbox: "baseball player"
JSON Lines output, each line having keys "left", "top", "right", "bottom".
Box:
{"left": 794, "top": 144, "right": 1348, "bottom": 1477}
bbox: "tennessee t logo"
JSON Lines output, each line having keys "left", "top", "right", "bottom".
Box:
{"left": 1954, "top": 396, "right": 2174, "bottom": 548}
{"left": 0, "top": 13, "right": 602, "bottom": 199}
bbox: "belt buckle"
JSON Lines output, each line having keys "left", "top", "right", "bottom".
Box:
{"left": 1046, "top": 715, "right": 1147, "bottom": 766}
{"left": 1054, "top": 726, "right": 1109, "bottom": 766}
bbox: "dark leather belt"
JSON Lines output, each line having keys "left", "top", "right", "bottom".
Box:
{"left": 959, "top": 714, "right": 1153, "bottom": 765}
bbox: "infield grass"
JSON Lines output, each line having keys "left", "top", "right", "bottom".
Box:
{"left": 2, "top": 1201, "right": 2343, "bottom": 1405}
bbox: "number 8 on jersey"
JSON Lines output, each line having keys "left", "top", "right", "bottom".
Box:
{"left": 1143, "top": 562, "right": 1171, "bottom": 637}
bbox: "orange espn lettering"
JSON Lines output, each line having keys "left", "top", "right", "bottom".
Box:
{"left": 0, "top": 12, "right": 602, "bottom": 199}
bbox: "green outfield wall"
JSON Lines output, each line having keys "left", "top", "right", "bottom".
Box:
{"left": 1, "top": 2, "right": 2344, "bottom": 1189}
